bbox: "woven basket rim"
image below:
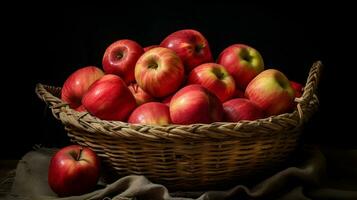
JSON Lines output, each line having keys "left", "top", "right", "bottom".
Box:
{"left": 35, "top": 61, "right": 322, "bottom": 140}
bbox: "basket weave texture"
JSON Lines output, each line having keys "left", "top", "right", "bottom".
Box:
{"left": 36, "top": 61, "right": 322, "bottom": 190}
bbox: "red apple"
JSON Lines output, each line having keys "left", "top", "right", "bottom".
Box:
{"left": 82, "top": 74, "right": 136, "bottom": 121}
{"left": 128, "top": 102, "right": 171, "bottom": 125}
{"left": 128, "top": 83, "right": 155, "bottom": 105}
{"left": 160, "top": 29, "right": 213, "bottom": 72}
{"left": 61, "top": 66, "right": 104, "bottom": 109}
{"left": 217, "top": 44, "right": 264, "bottom": 90}
{"left": 223, "top": 98, "right": 265, "bottom": 122}
{"left": 287, "top": 80, "right": 304, "bottom": 112}
{"left": 48, "top": 145, "right": 100, "bottom": 197}
{"left": 245, "top": 69, "right": 295, "bottom": 116}
{"left": 102, "top": 39, "right": 144, "bottom": 84}
{"left": 144, "top": 45, "right": 159, "bottom": 52}
{"left": 188, "top": 63, "right": 236, "bottom": 102}
{"left": 135, "top": 47, "right": 184, "bottom": 97}
{"left": 170, "top": 84, "right": 223, "bottom": 124}
{"left": 290, "top": 80, "right": 303, "bottom": 98}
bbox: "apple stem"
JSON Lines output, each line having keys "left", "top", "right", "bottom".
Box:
{"left": 134, "top": 84, "right": 139, "bottom": 93}
{"left": 212, "top": 67, "right": 225, "bottom": 80}
{"left": 148, "top": 63, "right": 158, "bottom": 69}
{"left": 77, "top": 147, "right": 83, "bottom": 161}
{"left": 116, "top": 52, "right": 123, "bottom": 59}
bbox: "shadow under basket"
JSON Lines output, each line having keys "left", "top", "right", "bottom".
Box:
{"left": 36, "top": 61, "right": 322, "bottom": 191}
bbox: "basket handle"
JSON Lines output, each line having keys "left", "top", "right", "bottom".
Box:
{"left": 294, "top": 61, "right": 323, "bottom": 121}
{"left": 35, "top": 83, "right": 67, "bottom": 119}
{"left": 302, "top": 61, "right": 322, "bottom": 102}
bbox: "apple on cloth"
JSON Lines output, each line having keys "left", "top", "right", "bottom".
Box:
{"left": 48, "top": 145, "right": 101, "bottom": 197}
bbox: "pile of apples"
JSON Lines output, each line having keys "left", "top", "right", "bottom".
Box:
{"left": 61, "top": 29, "right": 303, "bottom": 125}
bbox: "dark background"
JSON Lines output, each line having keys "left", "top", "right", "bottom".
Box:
{"left": 2, "top": 3, "right": 355, "bottom": 159}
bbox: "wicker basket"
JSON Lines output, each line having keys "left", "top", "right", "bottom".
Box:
{"left": 36, "top": 61, "right": 322, "bottom": 190}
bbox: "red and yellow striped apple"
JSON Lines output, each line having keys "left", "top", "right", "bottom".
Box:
{"left": 188, "top": 63, "right": 236, "bottom": 102}
{"left": 135, "top": 47, "right": 184, "bottom": 98}
{"left": 245, "top": 69, "right": 295, "bottom": 116}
